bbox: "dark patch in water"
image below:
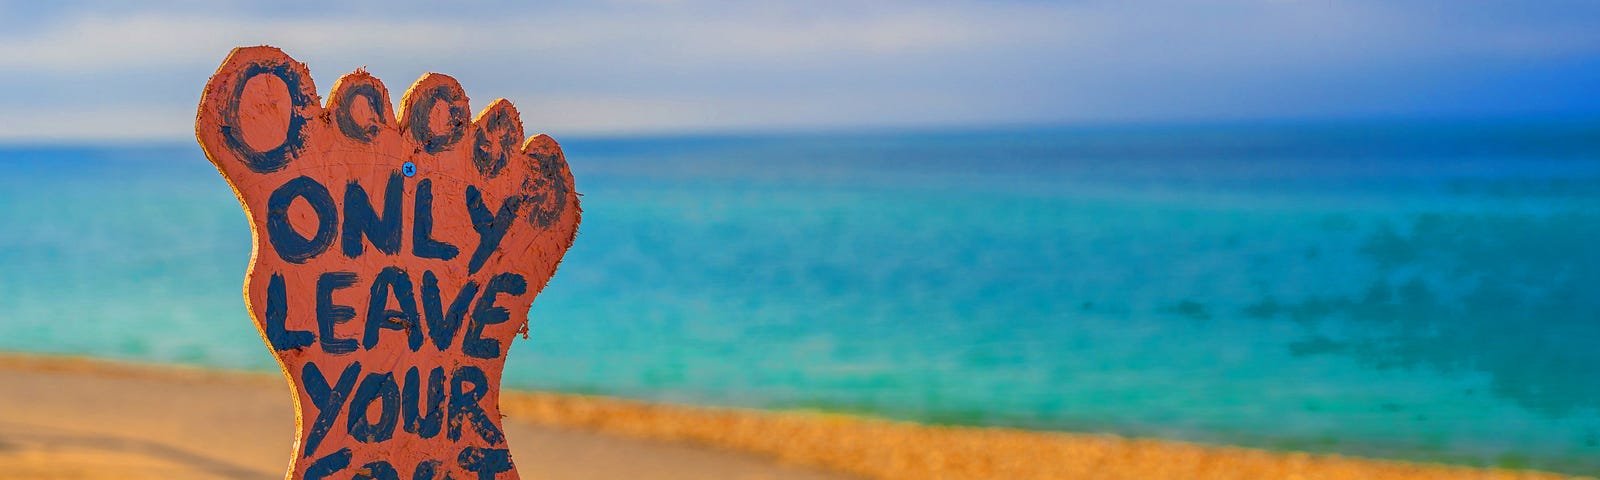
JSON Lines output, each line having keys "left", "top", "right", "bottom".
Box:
{"left": 1161, "top": 300, "right": 1212, "bottom": 320}
{"left": 1254, "top": 212, "right": 1600, "bottom": 417}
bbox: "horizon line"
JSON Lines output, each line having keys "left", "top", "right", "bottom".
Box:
{"left": 2, "top": 112, "right": 1598, "bottom": 149}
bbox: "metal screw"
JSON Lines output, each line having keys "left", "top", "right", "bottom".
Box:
{"left": 402, "top": 161, "right": 417, "bottom": 177}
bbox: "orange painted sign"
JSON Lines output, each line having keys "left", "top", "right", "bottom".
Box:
{"left": 195, "top": 46, "right": 580, "bottom": 480}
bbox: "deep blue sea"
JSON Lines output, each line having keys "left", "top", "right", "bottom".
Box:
{"left": 2, "top": 120, "right": 1598, "bottom": 473}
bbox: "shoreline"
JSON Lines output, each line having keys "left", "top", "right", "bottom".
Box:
{"left": 0, "top": 353, "right": 1588, "bottom": 480}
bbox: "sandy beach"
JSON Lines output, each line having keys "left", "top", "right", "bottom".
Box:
{"left": 0, "top": 354, "right": 849, "bottom": 480}
{"left": 0, "top": 353, "right": 1587, "bottom": 480}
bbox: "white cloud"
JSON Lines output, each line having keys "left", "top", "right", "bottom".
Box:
{"left": 0, "top": 4, "right": 1053, "bottom": 72}
{"left": 0, "top": 15, "right": 466, "bottom": 72}
{"left": 0, "top": 1, "right": 1595, "bottom": 141}
{"left": 0, "top": 104, "right": 194, "bottom": 143}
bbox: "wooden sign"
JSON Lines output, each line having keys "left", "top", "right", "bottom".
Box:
{"left": 195, "top": 46, "right": 580, "bottom": 480}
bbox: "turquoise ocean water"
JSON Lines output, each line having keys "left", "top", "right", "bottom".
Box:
{"left": 2, "top": 120, "right": 1598, "bottom": 473}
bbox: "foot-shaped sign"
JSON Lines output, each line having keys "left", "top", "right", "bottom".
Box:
{"left": 196, "top": 46, "right": 580, "bottom": 480}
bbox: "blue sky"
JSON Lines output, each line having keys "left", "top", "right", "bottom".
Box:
{"left": 0, "top": 0, "right": 1597, "bottom": 141}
